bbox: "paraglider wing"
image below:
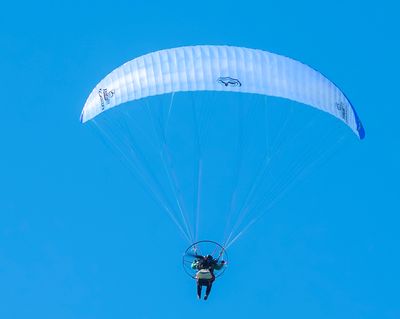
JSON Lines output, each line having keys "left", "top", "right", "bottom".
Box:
{"left": 81, "top": 45, "right": 364, "bottom": 139}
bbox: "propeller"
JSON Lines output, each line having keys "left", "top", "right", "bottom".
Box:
{"left": 185, "top": 252, "right": 204, "bottom": 259}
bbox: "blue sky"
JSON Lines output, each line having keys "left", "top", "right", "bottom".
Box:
{"left": 1, "top": 0, "right": 399, "bottom": 318}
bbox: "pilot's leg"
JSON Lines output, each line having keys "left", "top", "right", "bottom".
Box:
{"left": 197, "top": 281, "right": 202, "bottom": 299}
{"left": 204, "top": 281, "right": 212, "bottom": 300}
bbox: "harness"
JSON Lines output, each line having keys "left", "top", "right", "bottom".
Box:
{"left": 196, "top": 269, "right": 213, "bottom": 280}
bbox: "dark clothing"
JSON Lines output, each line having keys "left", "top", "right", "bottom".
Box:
{"left": 191, "top": 256, "right": 224, "bottom": 300}
{"left": 197, "top": 278, "right": 214, "bottom": 299}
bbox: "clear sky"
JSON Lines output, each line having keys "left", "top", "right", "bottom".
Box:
{"left": 1, "top": 0, "right": 399, "bottom": 318}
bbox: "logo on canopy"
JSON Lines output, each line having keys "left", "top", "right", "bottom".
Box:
{"left": 217, "top": 77, "right": 242, "bottom": 87}
{"left": 335, "top": 102, "right": 348, "bottom": 123}
{"left": 98, "top": 88, "right": 115, "bottom": 110}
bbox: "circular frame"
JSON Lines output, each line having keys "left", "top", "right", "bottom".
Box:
{"left": 182, "top": 240, "right": 228, "bottom": 279}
